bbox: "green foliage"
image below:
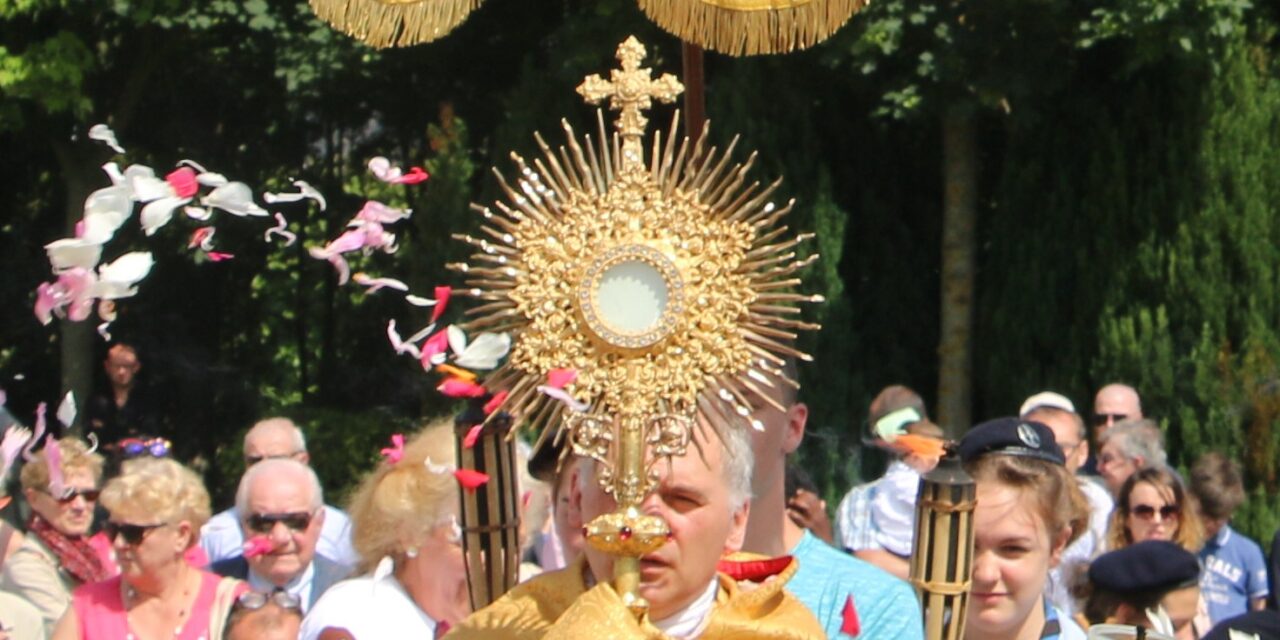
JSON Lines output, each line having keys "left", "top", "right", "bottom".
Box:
{"left": 0, "top": 31, "right": 94, "bottom": 126}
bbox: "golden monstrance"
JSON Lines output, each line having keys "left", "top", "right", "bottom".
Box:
{"left": 451, "top": 36, "right": 822, "bottom": 612}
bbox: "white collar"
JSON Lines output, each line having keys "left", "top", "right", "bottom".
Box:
{"left": 651, "top": 578, "right": 718, "bottom": 639}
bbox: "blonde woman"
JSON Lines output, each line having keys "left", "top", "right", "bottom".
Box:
{"left": 299, "top": 419, "right": 468, "bottom": 639}
{"left": 1106, "top": 466, "right": 1204, "bottom": 553}
{"left": 51, "top": 458, "right": 246, "bottom": 640}
{"left": 1, "top": 438, "right": 110, "bottom": 634}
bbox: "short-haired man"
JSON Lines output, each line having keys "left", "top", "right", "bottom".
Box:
{"left": 746, "top": 368, "right": 923, "bottom": 638}
{"left": 448, "top": 422, "right": 824, "bottom": 638}
{"left": 1093, "top": 383, "right": 1143, "bottom": 433}
{"left": 1189, "top": 452, "right": 1267, "bottom": 623}
{"left": 1096, "top": 418, "right": 1166, "bottom": 496}
{"left": 201, "top": 418, "right": 357, "bottom": 567}
{"left": 209, "top": 459, "right": 349, "bottom": 612}
{"left": 85, "top": 342, "right": 162, "bottom": 443}
{"left": 1022, "top": 397, "right": 1114, "bottom": 617}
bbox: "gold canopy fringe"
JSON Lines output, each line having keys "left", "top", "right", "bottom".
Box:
{"left": 308, "top": 0, "right": 483, "bottom": 48}
{"left": 636, "top": 0, "right": 865, "bottom": 56}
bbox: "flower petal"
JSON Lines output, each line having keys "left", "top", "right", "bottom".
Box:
{"left": 55, "top": 392, "right": 76, "bottom": 430}
{"left": 95, "top": 252, "right": 153, "bottom": 299}
{"left": 386, "top": 320, "right": 422, "bottom": 359}
{"left": 140, "top": 196, "right": 189, "bottom": 236}
{"left": 206, "top": 252, "right": 235, "bottom": 262}
{"left": 183, "top": 206, "right": 212, "bottom": 221}
{"left": 263, "top": 213, "right": 297, "bottom": 246}
{"left": 434, "top": 364, "right": 476, "bottom": 382}
{"left": 537, "top": 386, "right": 590, "bottom": 413}
{"left": 424, "top": 457, "right": 453, "bottom": 474}
{"left": 88, "top": 124, "right": 125, "bottom": 154}
{"left": 430, "top": 286, "right": 451, "bottom": 323}
{"left": 405, "top": 295, "right": 438, "bottom": 307}
{"left": 355, "top": 200, "right": 411, "bottom": 224}
{"left": 462, "top": 424, "right": 483, "bottom": 449}
{"left": 202, "top": 182, "right": 268, "bottom": 216}
{"left": 483, "top": 390, "right": 509, "bottom": 416}
{"left": 446, "top": 325, "right": 468, "bottom": 360}
{"left": 123, "top": 165, "right": 173, "bottom": 202}
{"left": 352, "top": 273, "right": 409, "bottom": 293}
{"left": 34, "top": 283, "right": 57, "bottom": 325}
{"left": 437, "top": 378, "right": 487, "bottom": 398}
{"left": 367, "top": 156, "right": 399, "bottom": 182}
{"left": 546, "top": 368, "right": 577, "bottom": 390}
{"left": 45, "top": 238, "right": 103, "bottom": 273}
{"left": 453, "top": 332, "right": 511, "bottom": 370}
{"left": 453, "top": 468, "right": 489, "bottom": 491}
{"left": 242, "top": 536, "right": 275, "bottom": 559}
{"left": 165, "top": 167, "right": 199, "bottom": 199}
{"left": 395, "top": 167, "right": 429, "bottom": 184}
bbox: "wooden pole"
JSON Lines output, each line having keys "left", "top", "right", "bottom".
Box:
{"left": 681, "top": 41, "right": 706, "bottom": 144}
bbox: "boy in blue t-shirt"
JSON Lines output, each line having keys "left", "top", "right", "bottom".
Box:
{"left": 1190, "top": 452, "right": 1269, "bottom": 625}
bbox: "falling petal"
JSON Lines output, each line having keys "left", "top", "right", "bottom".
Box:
{"left": 453, "top": 468, "right": 489, "bottom": 492}
{"left": 463, "top": 424, "right": 483, "bottom": 449}
{"left": 430, "top": 286, "right": 451, "bottom": 323}
{"left": 164, "top": 167, "right": 199, "bottom": 199}
{"left": 123, "top": 165, "right": 174, "bottom": 202}
{"left": 380, "top": 434, "right": 405, "bottom": 464}
{"left": 446, "top": 325, "right": 468, "bottom": 359}
{"left": 183, "top": 206, "right": 212, "bottom": 221}
{"left": 45, "top": 238, "right": 103, "bottom": 273}
{"left": 435, "top": 364, "right": 476, "bottom": 382}
{"left": 404, "top": 295, "right": 438, "bottom": 307}
{"left": 101, "top": 162, "right": 125, "bottom": 185}
{"left": 206, "top": 252, "right": 235, "bottom": 262}
{"left": 424, "top": 457, "right": 453, "bottom": 474}
{"left": 88, "top": 124, "right": 125, "bottom": 154}
{"left": 263, "top": 213, "right": 297, "bottom": 246}
{"left": 352, "top": 273, "right": 409, "bottom": 293}
{"left": 437, "top": 378, "right": 487, "bottom": 398}
{"left": 140, "top": 196, "right": 190, "bottom": 236}
{"left": 386, "top": 320, "right": 422, "bottom": 359}
{"left": 405, "top": 322, "right": 436, "bottom": 344}
{"left": 420, "top": 330, "right": 450, "bottom": 368}
{"left": 95, "top": 252, "right": 153, "bottom": 299}
{"left": 355, "top": 200, "right": 411, "bottom": 224}
{"left": 396, "top": 167, "right": 429, "bottom": 184}
{"left": 483, "top": 390, "right": 509, "bottom": 416}
{"left": 189, "top": 227, "right": 216, "bottom": 251}
{"left": 202, "top": 182, "right": 268, "bottom": 217}
{"left": 452, "top": 332, "right": 511, "bottom": 370}
{"left": 194, "top": 172, "right": 229, "bottom": 188}
{"left": 264, "top": 180, "right": 326, "bottom": 211}
{"left": 45, "top": 438, "right": 65, "bottom": 498}
{"left": 0, "top": 426, "right": 32, "bottom": 479}
{"left": 546, "top": 368, "right": 577, "bottom": 389}
{"left": 81, "top": 185, "right": 133, "bottom": 243}
{"left": 34, "top": 283, "right": 58, "bottom": 325}
{"left": 242, "top": 536, "right": 275, "bottom": 559}
{"left": 537, "top": 386, "right": 590, "bottom": 413}
{"left": 55, "top": 392, "right": 76, "bottom": 430}
{"left": 97, "top": 322, "right": 112, "bottom": 341}
{"left": 21, "top": 405, "right": 45, "bottom": 462}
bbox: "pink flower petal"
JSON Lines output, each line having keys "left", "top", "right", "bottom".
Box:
{"left": 420, "top": 329, "right": 451, "bottom": 368}
{"left": 537, "top": 386, "right": 590, "bottom": 413}
{"left": 45, "top": 436, "right": 65, "bottom": 498}
{"left": 165, "top": 167, "right": 199, "bottom": 199}
{"left": 438, "top": 378, "right": 487, "bottom": 398}
{"left": 206, "top": 252, "right": 235, "bottom": 262}
{"left": 34, "top": 282, "right": 57, "bottom": 325}
{"left": 352, "top": 273, "right": 409, "bottom": 293}
{"left": 547, "top": 368, "right": 577, "bottom": 389}
{"left": 243, "top": 535, "right": 276, "bottom": 559}
{"left": 386, "top": 320, "right": 422, "bottom": 359}
{"left": 453, "top": 468, "right": 489, "bottom": 492}
{"left": 355, "top": 200, "right": 410, "bottom": 224}
{"left": 483, "top": 390, "right": 509, "bottom": 416}
{"left": 430, "top": 286, "right": 451, "bottom": 324}
{"left": 463, "top": 424, "right": 483, "bottom": 449}
{"left": 189, "top": 227, "right": 215, "bottom": 251}
{"left": 380, "top": 433, "right": 405, "bottom": 464}
{"left": 395, "top": 167, "right": 429, "bottom": 185}
{"left": 264, "top": 213, "right": 298, "bottom": 246}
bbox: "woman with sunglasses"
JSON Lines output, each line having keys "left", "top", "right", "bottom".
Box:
{"left": 1106, "top": 466, "right": 1204, "bottom": 553}
{"left": 51, "top": 457, "right": 247, "bottom": 640}
{"left": 1, "top": 438, "right": 111, "bottom": 635}
{"left": 299, "top": 420, "right": 468, "bottom": 639}
{"left": 958, "top": 418, "right": 1092, "bottom": 640}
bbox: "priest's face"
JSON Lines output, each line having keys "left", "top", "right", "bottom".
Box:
{"left": 578, "top": 432, "right": 750, "bottom": 621}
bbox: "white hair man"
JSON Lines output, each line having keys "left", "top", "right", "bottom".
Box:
{"left": 1097, "top": 418, "right": 1167, "bottom": 496}
{"left": 448, "top": 421, "right": 824, "bottom": 638}
{"left": 209, "top": 459, "right": 349, "bottom": 611}
{"left": 1022, "top": 397, "right": 1114, "bottom": 617}
{"left": 200, "top": 417, "right": 357, "bottom": 568}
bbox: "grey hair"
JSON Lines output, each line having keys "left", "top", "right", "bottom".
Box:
{"left": 243, "top": 417, "right": 307, "bottom": 454}
{"left": 235, "top": 458, "right": 324, "bottom": 515}
{"left": 1098, "top": 418, "right": 1166, "bottom": 468}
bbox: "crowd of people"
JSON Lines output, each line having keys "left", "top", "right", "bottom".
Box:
{"left": 0, "top": 344, "right": 1277, "bottom": 639}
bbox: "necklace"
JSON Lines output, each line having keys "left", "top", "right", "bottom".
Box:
{"left": 121, "top": 569, "right": 195, "bottom": 639}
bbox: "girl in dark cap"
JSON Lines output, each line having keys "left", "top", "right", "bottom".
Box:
{"left": 1080, "top": 540, "right": 1204, "bottom": 639}
{"left": 958, "top": 417, "right": 1091, "bottom": 640}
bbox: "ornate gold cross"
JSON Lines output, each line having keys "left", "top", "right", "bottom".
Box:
{"left": 577, "top": 36, "right": 683, "bottom": 170}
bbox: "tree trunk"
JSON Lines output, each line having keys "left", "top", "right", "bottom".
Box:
{"left": 936, "top": 107, "right": 977, "bottom": 435}
{"left": 51, "top": 138, "right": 98, "bottom": 436}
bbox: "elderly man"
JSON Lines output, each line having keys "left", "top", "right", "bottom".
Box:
{"left": 1096, "top": 418, "right": 1167, "bottom": 496}
{"left": 201, "top": 418, "right": 357, "bottom": 568}
{"left": 1022, "top": 397, "right": 1114, "bottom": 617}
{"left": 448, "top": 421, "right": 823, "bottom": 638}
{"left": 209, "top": 459, "right": 349, "bottom": 612}
{"left": 745, "top": 365, "right": 922, "bottom": 638}
{"left": 1093, "top": 383, "right": 1144, "bottom": 433}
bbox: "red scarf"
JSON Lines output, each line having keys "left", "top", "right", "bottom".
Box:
{"left": 28, "top": 514, "right": 111, "bottom": 584}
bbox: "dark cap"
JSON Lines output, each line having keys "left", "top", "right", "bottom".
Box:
{"left": 1203, "top": 610, "right": 1280, "bottom": 640}
{"left": 957, "top": 417, "right": 1065, "bottom": 465}
{"left": 1088, "top": 540, "right": 1201, "bottom": 596}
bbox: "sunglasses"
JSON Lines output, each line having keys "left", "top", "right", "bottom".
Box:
{"left": 104, "top": 521, "right": 166, "bottom": 545}
{"left": 1130, "top": 504, "right": 1180, "bottom": 521}
{"left": 119, "top": 437, "right": 172, "bottom": 459}
{"left": 233, "top": 589, "right": 301, "bottom": 612}
{"left": 1092, "top": 413, "right": 1128, "bottom": 426}
{"left": 47, "top": 488, "right": 100, "bottom": 504}
{"left": 245, "top": 511, "right": 314, "bottom": 534}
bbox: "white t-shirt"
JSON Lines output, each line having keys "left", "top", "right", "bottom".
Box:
{"left": 299, "top": 561, "right": 438, "bottom": 640}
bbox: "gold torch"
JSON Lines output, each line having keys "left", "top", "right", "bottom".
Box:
{"left": 910, "top": 448, "right": 977, "bottom": 640}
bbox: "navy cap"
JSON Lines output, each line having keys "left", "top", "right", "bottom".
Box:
{"left": 958, "top": 417, "right": 1065, "bottom": 465}
{"left": 1088, "top": 540, "right": 1201, "bottom": 596}
{"left": 1203, "top": 610, "right": 1280, "bottom": 640}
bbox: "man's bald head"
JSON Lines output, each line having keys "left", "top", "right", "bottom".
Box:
{"left": 1093, "top": 383, "right": 1143, "bottom": 435}
{"left": 243, "top": 417, "right": 308, "bottom": 466}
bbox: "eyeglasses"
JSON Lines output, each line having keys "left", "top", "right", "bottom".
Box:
{"left": 245, "top": 511, "right": 314, "bottom": 534}
{"left": 119, "top": 437, "right": 172, "bottom": 459}
{"left": 244, "top": 452, "right": 303, "bottom": 466}
{"left": 233, "top": 589, "right": 302, "bottom": 612}
{"left": 1092, "top": 413, "right": 1128, "bottom": 426}
{"left": 104, "top": 521, "right": 167, "bottom": 545}
{"left": 48, "top": 488, "right": 100, "bottom": 504}
{"left": 1130, "top": 504, "right": 1180, "bottom": 521}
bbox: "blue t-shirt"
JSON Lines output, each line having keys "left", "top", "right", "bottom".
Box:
{"left": 1199, "top": 524, "right": 1269, "bottom": 625}
{"left": 788, "top": 530, "right": 923, "bottom": 639}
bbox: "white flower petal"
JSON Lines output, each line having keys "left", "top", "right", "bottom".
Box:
{"left": 123, "top": 165, "right": 172, "bottom": 202}
{"left": 45, "top": 239, "right": 103, "bottom": 272}
{"left": 404, "top": 295, "right": 438, "bottom": 307}
{"left": 140, "top": 197, "right": 189, "bottom": 236}
{"left": 55, "top": 392, "right": 76, "bottom": 429}
{"left": 183, "top": 206, "right": 212, "bottom": 221}
{"left": 95, "top": 252, "right": 154, "bottom": 299}
{"left": 88, "top": 124, "right": 125, "bottom": 154}
{"left": 101, "top": 162, "right": 125, "bottom": 185}
{"left": 82, "top": 186, "right": 133, "bottom": 240}
{"left": 203, "top": 182, "right": 268, "bottom": 216}
{"left": 446, "top": 325, "right": 468, "bottom": 358}
{"left": 453, "top": 332, "right": 511, "bottom": 370}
